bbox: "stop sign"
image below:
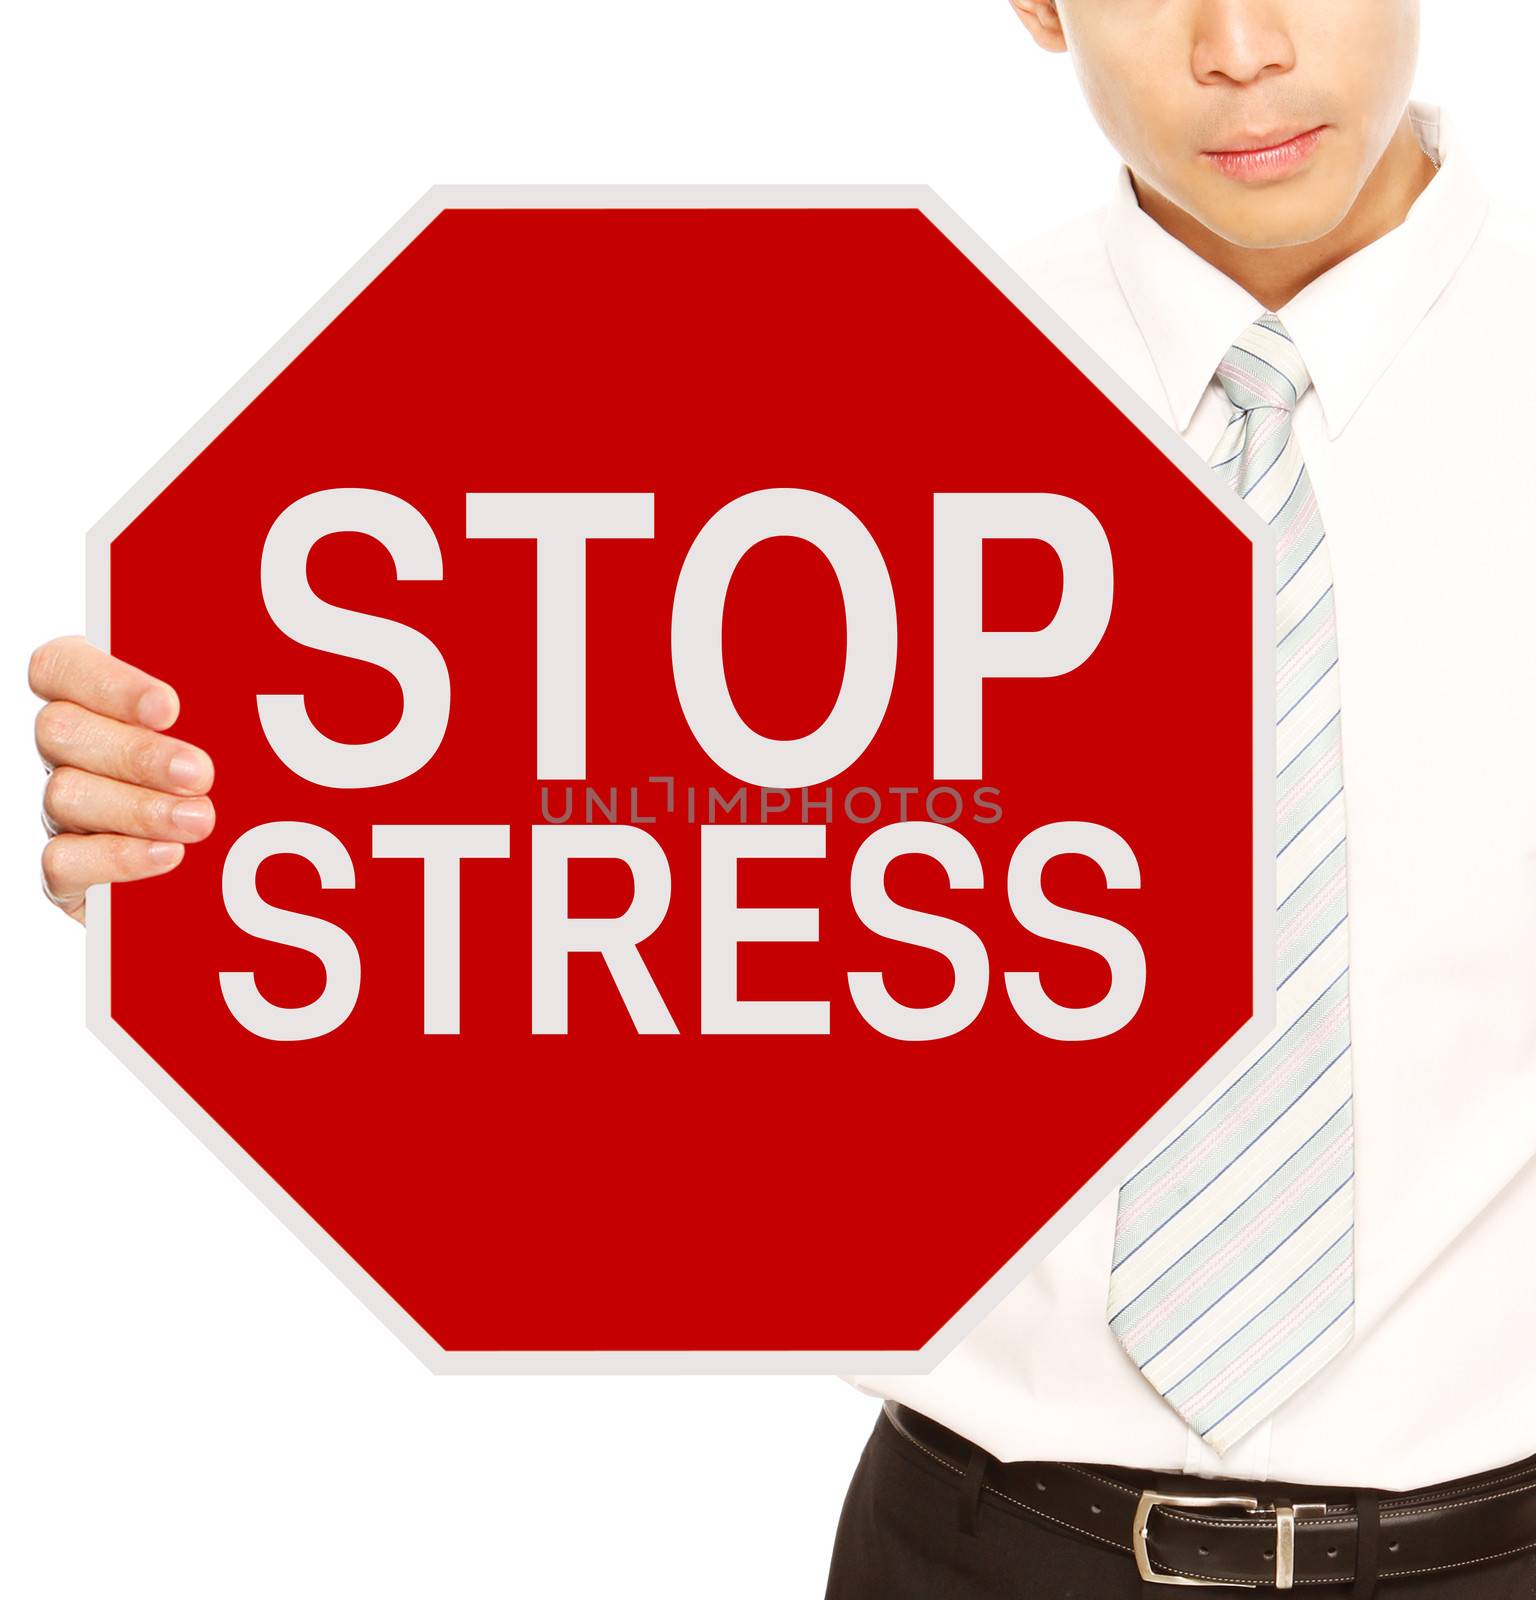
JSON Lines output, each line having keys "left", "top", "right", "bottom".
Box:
{"left": 87, "top": 186, "right": 1272, "bottom": 1371}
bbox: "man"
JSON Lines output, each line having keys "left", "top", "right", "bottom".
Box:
{"left": 822, "top": 0, "right": 1536, "bottom": 1595}
{"left": 27, "top": 0, "right": 1536, "bottom": 1594}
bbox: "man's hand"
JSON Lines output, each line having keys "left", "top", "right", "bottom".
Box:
{"left": 29, "top": 636, "right": 216, "bottom": 923}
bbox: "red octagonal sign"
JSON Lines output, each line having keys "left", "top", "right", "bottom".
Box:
{"left": 87, "top": 187, "right": 1273, "bottom": 1371}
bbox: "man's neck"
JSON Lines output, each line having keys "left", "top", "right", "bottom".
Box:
{"left": 1129, "top": 112, "right": 1439, "bottom": 310}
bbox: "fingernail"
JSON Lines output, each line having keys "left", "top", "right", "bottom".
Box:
{"left": 167, "top": 751, "right": 204, "bottom": 788}
{"left": 136, "top": 685, "right": 178, "bottom": 730}
{"left": 148, "top": 841, "right": 184, "bottom": 867}
{"left": 170, "top": 799, "right": 213, "bottom": 837}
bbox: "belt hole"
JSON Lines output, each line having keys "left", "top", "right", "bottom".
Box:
{"left": 1034, "top": 1479, "right": 1047, "bottom": 1492}
{"left": 1198, "top": 1545, "right": 1210, "bottom": 1556}
{"left": 1326, "top": 1545, "right": 1338, "bottom": 1557}
{"left": 1089, "top": 1503, "right": 1102, "bottom": 1515}
{"left": 1387, "top": 1542, "right": 1400, "bottom": 1553}
{"left": 1263, "top": 1550, "right": 1273, "bottom": 1561}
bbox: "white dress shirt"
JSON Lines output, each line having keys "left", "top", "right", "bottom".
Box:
{"left": 846, "top": 101, "right": 1536, "bottom": 1491}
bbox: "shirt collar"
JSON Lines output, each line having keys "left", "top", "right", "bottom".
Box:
{"left": 1101, "top": 99, "right": 1489, "bottom": 440}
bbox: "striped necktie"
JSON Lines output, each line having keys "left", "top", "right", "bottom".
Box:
{"left": 1105, "top": 311, "right": 1356, "bottom": 1455}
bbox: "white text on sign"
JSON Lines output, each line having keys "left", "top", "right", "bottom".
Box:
{"left": 219, "top": 487, "right": 1144, "bottom": 1046}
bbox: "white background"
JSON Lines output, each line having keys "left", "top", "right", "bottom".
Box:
{"left": 2, "top": 2, "right": 1525, "bottom": 1595}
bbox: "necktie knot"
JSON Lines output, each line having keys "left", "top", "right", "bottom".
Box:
{"left": 1217, "top": 310, "right": 1312, "bottom": 414}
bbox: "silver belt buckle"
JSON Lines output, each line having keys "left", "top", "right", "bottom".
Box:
{"left": 1133, "top": 1490, "right": 1329, "bottom": 1588}
{"left": 1275, "top": 1501, "right": 1329, "bottom": 1589}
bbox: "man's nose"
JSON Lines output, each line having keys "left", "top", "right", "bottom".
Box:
{"left": 1189, "top": 0, "right": 1297, "bottom": 89}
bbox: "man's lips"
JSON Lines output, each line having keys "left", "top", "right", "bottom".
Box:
{"left": 1201, "top": 125, "right": 1327, "bottom": 181}
{"left": 1205, "top": 123, "right": 1325, "bottom": 154}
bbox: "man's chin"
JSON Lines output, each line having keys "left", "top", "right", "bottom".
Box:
{"left": 1178, "top": 170, "right": 1356, "bottom": 252}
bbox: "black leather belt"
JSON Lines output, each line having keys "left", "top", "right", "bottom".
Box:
{"left": 884, "top": 1401, "right": 1536, "bottom": 1589}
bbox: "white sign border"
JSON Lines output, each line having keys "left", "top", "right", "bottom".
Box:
{"left": 86, "top": 183, "right": 1275, "bottom": 1374}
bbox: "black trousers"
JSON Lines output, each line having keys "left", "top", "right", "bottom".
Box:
{"left": 824, "top": 1405, "right": 1536, "bottom": 1598}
